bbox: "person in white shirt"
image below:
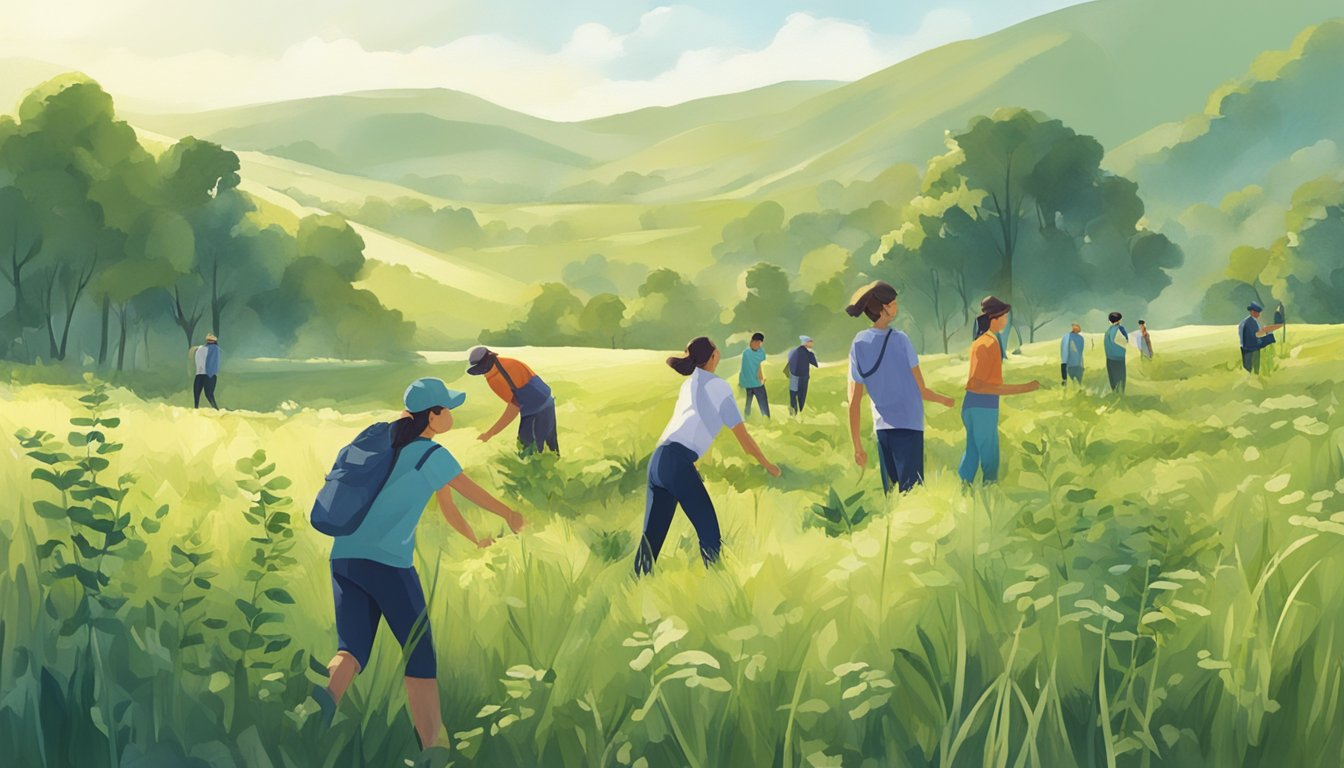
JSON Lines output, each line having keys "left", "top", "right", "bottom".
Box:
{"left": 634, "top": 336, "right": 780, "bottom": 576}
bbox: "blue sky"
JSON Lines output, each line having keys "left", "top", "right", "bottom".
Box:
{"left": 1, "top": 0, "right": 1089, "bottom": 118}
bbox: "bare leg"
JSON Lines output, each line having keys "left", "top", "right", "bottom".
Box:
{"left": 326, "top": 651, "right": 361, "bottom": 704}
{"left": 404, "top": 676, "right": 444, "bottom": 749}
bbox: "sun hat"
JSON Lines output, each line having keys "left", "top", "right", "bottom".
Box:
{"left": 466, "top": 346, "right": 498, "bottom": 376}
{"left": 205, "top": 333, "right": 218, "bottom": 342}
{"left": 979, "top": 296, "right": 1011, "bottom": 319}
{"left": 404, "top": 377, "right": 466, "bottom": 413}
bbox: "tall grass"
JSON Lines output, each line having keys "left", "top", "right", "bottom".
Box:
{"left": 1, "top": 328, "right": 1342, "bottom": 766}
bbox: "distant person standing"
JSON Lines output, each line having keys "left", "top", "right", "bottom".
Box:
{"left": 845, "top": 281, "right": 955, "bottom": 495}
{"left": 739, "top": 332, "right": 770, "bottom": 418}
{"left": 1238, "top": 302, "right": 1283, "bottom": 374}
{"left": 958, "top": 297, "right": 1039, "bottom": 485}
{"left": 1103, "top": 312, "right": 1129, "bottom": 393}
{"left": 1135, "top": 320, "right": 1154, "bottom": 360}
{"left": 786, "top": 335, "right": 819, "bottom": 414}
{"left": 192, "top": 333, "right": 221, "bottom": 409}
{"left": 468, "top": 346, "right": 559, "bottom": 454}
{"left": 1060, "top": 323, "right": 1084, "bottom": 385}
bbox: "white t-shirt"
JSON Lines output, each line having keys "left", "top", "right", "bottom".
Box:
{"left": 194, "top": 345, "right": 209, "bottom": 375}
{"left": 658, "top": 367, "right": 744, "bottom": 457}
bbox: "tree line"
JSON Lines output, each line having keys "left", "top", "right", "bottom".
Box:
{"left": 0, "top": 74, "right": 416, "bottom": 370}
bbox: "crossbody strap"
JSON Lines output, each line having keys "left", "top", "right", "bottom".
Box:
{"left": 493, "top": 358, "right": 522, "bottom": 396}
{"left": 859, "top": 329, "right": 894, "bottom": 379}
{"left": 415, "top": 442, "right": 442, "bottom": 471}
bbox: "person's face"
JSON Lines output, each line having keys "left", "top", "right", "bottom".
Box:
{"left": 427, "top": 407, "right": 453, "bottom": 434}
{"left": 804, "top": 340, "right": 814, "bottom": 349}
{"left": 1250, "top": 310, "right": 1261, "bottom": 319}
{"left": 1071, "top": 324, "right": 1081, "bottom": 333}
{"left": 881, "top": 299, "right": 899, "bottom": 320}
{"left": 750, "top": 339, "right": 762, "bottom": 350}
{"left": 990, "top": 313, "right": 1009, "bottom": 333}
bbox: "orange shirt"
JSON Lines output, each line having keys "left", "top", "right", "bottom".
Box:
{"left": 483, "top": 357, "right": 536, "bottom": 405}
{"left": 966, "top": 333, "right": 1003, "bottom": 391}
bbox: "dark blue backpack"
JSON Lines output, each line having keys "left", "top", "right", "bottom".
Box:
{"left": 310, "top": 422, "right": 440, "bottom": 536}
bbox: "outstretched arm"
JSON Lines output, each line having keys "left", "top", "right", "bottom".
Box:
{"left": 480, "top": 403, "right": 521, "bottom": 442}
{"left": 435, "top": 486, "right": 490, "bottom": 548}
{"left": 448, "top": 472, "right": 525, "bottom": 532}
{"left": 730, "top": 423, "right": 780, "bottom": 476}
{"left": 912, "top": 366, "right": 954, "bottom": 407}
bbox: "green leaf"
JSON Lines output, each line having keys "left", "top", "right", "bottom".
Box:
{"left": 263, "top": 588, "right": 295, "bottom": 605}
{"left": 229, "top": 630, "right": 263, "bottom": 651}
{"left": 32, "top": 500, "right": 67, "bottom": 519}
{"left": 203, "top": 618, "right": 228, "bottom": 630}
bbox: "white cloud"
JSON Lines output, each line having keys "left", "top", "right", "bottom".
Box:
{"left": 1, "top": 8, "right": 976, "bottom": 120}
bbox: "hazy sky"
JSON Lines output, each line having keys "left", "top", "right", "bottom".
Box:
{"left": 1, "top": 0, "right": 1087, "bottom": 120}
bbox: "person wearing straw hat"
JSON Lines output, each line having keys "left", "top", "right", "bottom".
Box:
{"left": 1238, "top": 301, "right": 1283, "bottom": 374}
{"left": 323, "top": 377, "right": 525, "bottom": 750}
{"left": 785, "top": 335, "right": 819, "bottom": 414}
{"left": 958, "top": 296, "right": 1039, "bottom": 485}
{"left": 191, "top": 333, "right": 222, "bottom": 409}
{"left": 467, "top": 346, "right": 559, "bottom": 454}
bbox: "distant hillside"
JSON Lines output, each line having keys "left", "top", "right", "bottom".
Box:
{"left": 1114, "top": 19, "right": 1344, "bottom": 215}
{"left": 122, "top": 0, "right": 1341, "bottom": 205}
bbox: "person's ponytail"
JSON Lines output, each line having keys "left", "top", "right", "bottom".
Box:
{"left": 392, "top": 407, "right": 441, "bottom": 450}
{"left": 846, "top": 281, "right": 898, "bottom": 322}
{"left": 667, "top": 336, "right": 716, "bottom": 376}
{"left": 972, "top": 314, "right": 990, "bottom": 340}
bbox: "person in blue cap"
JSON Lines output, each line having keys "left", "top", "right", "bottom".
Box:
{"left": 1239, "top": 302, "right": 1284, "bottom": 374}
{"left": 785, "top": 335, "right": 819, "bottom": 414}
{"left": 323, "top": 377, "right": 525, "bottom": 749}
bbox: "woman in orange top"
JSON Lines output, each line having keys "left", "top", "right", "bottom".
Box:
{"left": 467, "top": 346, "right": 559, "bottom": 454}
{"left": 957, "top": 297, "right": 1039, "bottom": 484}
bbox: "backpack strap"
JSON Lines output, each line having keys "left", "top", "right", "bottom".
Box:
{"left": 859, "top": 329, "right": 894, "bottom": 379}
{"left": 415, "top": 443, "right": 442, "bottom": 471}
{"left": 493, "top": 358, "right": 522, "bottom": 396}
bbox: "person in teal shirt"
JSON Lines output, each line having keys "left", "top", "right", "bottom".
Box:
{"left": 739, "top": 331, "right": 770, "bottom": 418}
{"left": 322, "top": 377, "right": 526, "bottom": 750}
{"left": 1103, "top": 311, "right": 1129, "bottom": 393}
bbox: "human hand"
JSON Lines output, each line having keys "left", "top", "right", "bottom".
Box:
{"left": 854, "top": 446, "right": 868, "bottom": 468}
{"left": 764, "top": 461, "right": 781, "bottom": 478}
{"left": 478, "top": 430, "right": 495, "bottom": 443}
{"left": 1025, "top": 380, "right": 1041, "bottom": 392}
{"left": 475, "top": 537, "right": 495, "bottom": 549}
{"left": 939, "top": 394, "right": 955, "bottom": 408}
{"left": 505, "top": 510, "right": 525, "bottom": 533}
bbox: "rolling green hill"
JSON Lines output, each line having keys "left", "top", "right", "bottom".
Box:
{"left": 125, "top": 0, "right": 1342, "bottom": 205}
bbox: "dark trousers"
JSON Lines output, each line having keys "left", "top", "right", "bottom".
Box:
{"left": 1060, "top": 363, "right": 1067, "bottom": 383}
{"left": 1106, "top": 358, "right": 1126, "bottom": 393}
{"left": 744, "top": 386, "right": 770, "bottom": 418}
{"left": 517, "top": 401, "right": 559, "bottom": 454}
{"left": 193, "top": 374, "right": 218, "bottom": 409}
{"left": 1066, "top": 366, "right": 1083, "bottom": 384}
{"left": 634, "top": 442, "right": 720, "bottom": 576}
{"left": 331, "top": 559, "right": 435, "bottom": 678}
{"left": 1241, "top": 349, "right": 1260, "bottom": 373}
{"left": 876, "top": 428, "right": 924, "bottom": 495}
{"left": 789, "top": 379, "right": 810, "bottom": 414}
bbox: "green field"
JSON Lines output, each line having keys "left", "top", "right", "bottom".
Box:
{"left": 3, "top": 325, "right": 1343, "bottom": 767}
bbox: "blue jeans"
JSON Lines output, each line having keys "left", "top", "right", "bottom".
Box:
{"left": 634, "top": 442, "right": 720, "bottom": 575}
{"left": 876, "top": 428, "right": 924, "bottom": 495}
{"left": 743, "top": 386, "right": 770, "bottom": 418}
{"left": 518, "top": 400, "right": 559, "bottom": 454}
{"left": 331, "top": 558, "right": 436, "bottom": 678}
{"left": 958, "top": 407, "right": 1000, "bottom": 484}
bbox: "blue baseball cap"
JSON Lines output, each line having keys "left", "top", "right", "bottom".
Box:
{"left": 1248, "top": 301, "right": 1263, "bottom": 312}
{"left": 404, "top": 377, "right": 466, "bottom": 413}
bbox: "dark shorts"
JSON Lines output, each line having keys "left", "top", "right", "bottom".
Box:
{"left": 331, "top": 558, "right": 436, "bottom": 678}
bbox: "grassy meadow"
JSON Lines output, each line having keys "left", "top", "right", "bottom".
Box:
{"left": 2, "top": 325, "right": 1344, "bottom": 767}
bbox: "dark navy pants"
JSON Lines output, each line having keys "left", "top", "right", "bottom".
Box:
{"left": 193, "top": 374, "right": 218, "bottom": 409}
{"left": 1106, "top": 358, "right": 1126, "bottom": 392}
{"left": 876, "top": 428, "right": 924, "bottom": 495}
{"left": 634, "top": 442, "right": 720, "bottom": 576}
{"left": 331, "top": 558, "right": 436, "bottom": 678}
{"left": 517, "top": 401, "right": 559, "bottom": 454}
{"left": 743, "top": 386, "right": 770, "bottom": 418}
{"left": 789, "top": 379, "right": 810, "bottom": 413}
